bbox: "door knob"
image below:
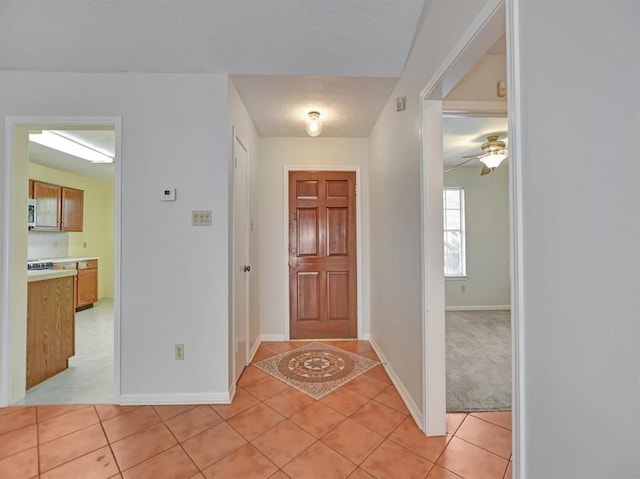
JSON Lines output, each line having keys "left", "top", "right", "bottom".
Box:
{"left": 243, "top": 265, "right": 251, "bottom": 272}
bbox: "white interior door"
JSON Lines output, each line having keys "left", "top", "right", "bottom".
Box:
{"left": 233, "top": 133, "right": 249, "bottom": 384}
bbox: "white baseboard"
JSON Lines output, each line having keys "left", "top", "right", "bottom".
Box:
{"left": 368, "top": 338, "right": 424, "bottom": 430}
{"left": 119, "top": 391, "right": 231, "bottom": 405}
{"left": 248, "top": 338, "right": 261, "bottom": 363}
{"left": 445, "top": 305, "right": 510, "bottom": 311}
{"left": 359, "top": 333, "right": 370, "bottom": 341}
{"left": 260, "top": 334, "right": 286, "bottom": 341}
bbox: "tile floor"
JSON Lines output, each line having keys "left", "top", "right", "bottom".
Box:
{"left": 18, "top": 299, "right": 114, "bottom": 405}
{"left": 0, "top": 340, "right": 512, "bottom": 479}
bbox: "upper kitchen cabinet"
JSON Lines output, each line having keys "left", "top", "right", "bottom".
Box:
{"left": 32, "top": 180, "right": 62, "bottom": 230}
{"left": 31, "top": 179, "right": 84, "bottom": 232}
{"left": 61, "top": 187, "right": 84, "bottom": 231}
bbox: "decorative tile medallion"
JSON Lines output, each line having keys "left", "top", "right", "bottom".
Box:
{"left": 253, "top": 342, "right": 380, "bottom": 399}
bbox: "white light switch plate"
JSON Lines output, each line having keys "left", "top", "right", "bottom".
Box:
{"left": 192, "top": 210, "right": 212, "bottom": 226}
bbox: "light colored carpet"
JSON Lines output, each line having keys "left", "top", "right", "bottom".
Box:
{"left": 253, "top": 342, "right": 379, "bottom": 399}
{"left": 446, "top": 310, "right": 511, "bottom": 412}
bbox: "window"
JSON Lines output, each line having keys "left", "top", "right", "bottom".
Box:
{"left": 443, "top": 187, "right": 466, "bottom": 277}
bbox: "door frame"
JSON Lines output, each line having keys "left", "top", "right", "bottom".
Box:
{"left": 419, "top": 0, "right": 524, "bottom": 472}
{"left": 231, "top": 127, "right": 250, "bottom": 387}
{"left": 1, "top": 116, "right": 122, "bottom": 406}
{"left": 283, "top": 166, "right": 364, "bottom": 340}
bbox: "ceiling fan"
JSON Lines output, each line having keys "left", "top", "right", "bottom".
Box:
{"left": 445, "top": 135, "right": 509, "bottom": 176}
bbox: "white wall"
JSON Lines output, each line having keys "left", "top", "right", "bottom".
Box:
{"left": 445, "top": 54, "right": 508, "bottom": 102}
{"left": 367, "top": 0, "right": 496, "bottom": 418}
{"left": 444, "top": 165, "right": 509, "bottom": 309}
{"left": 514, "top": 0, "right": 640, "bottom": 476}
{"left": 0, "top": 72, "right": 232, "bottom": 402}
{"left": 257, "top": 137, "right": 370, "bottom": 339}
{"left": 227, "top": 80, "right": 261, "bottom": 367}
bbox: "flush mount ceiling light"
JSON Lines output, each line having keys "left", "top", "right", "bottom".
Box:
{"left": 29, "top": 130, "right": 114, "bottom": 164}
{"left": 305, "top": 111, "right": 323, "bottom": 137}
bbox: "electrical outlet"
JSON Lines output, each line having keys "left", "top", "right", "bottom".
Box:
{"left": 461, "top": 285, "right": 466, "bottom": 293}
{"left": 175, "top": 344, "right": 184, "bottom": 360}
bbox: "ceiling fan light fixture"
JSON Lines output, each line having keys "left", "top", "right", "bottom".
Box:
{"left": 305, "top": 111, "right": 323, "bottom": 137}
{"left": 480, "top": 152, "right": 507, "bottom": 169}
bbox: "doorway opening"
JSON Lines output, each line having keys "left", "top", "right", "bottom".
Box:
{"left": 1, "top": 117, "right": 121, "bottom": 406}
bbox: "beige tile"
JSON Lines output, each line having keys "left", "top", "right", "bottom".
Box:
{"left": 426, "top": 465, "right": 463, "bottom": 478}
{"left": 436, "top": 437, "right": 508, "bottom": 479}
{"left": 40, "top": 446, "right": 118, "bottom": 479}
{"left": 238, "top": 366, "right": 271, "bottom": 387}
{"left": 152, "top": 404, "right": 198, "bottom": 421}
{"left": 182, "top": 422, "right": 247, "bottom": 470}
{"left": 122, "top": 445, "right": 198, "bottom": 479}
{"left": 227, "top": 403, "right": 285, "bottom": 441}
{"left": 164, "top": 405, "right": 223, "bottom": 442}
{"left": 244, "top": 376, "right": 292, "bottom": 401}
{"left": 101, "top": 406, "right": 161, "bottom": 443}
{"left": 320, "top": 387, "right": 370, "bottom": 416}
{"left": 201, "top": 443, "right": 277, "bottom": 479}
{"left": 0, "top": 447, "right": 38, "bottom": 479}
{"left": 456, "top": 415, "right": 512, "bottom": 459}
{"left": 264, "top": 388, "right": 315, "bottom": 418}
{"left": 210, "top": 388, "right": 260, "bottom": 420}
{"left": 111, "top": 423, "right": 177, "bottom": 471}
{"left": 0, "top": 408, "right": 36, "bottom": 437}
{"left": 373, "top": 386, "right": 409, "bottom": 415}
{"left": 290, "top": 402, "right": 346, "bottom": 438}
{"left": 252, "top": 420, "right": 316, "bottom": 468}
{"left": 39, "top": 423, "right": 108, "bottom": 472}
{"left": 388, "top": 416, "right": 450, "bottom": 462}
{"left": 322, "top": 418, "right": 385, "bottom": 465}
{"left": 0, "top": 424, "right": 37, "bottom": 461}
{"left": 38, "top": 406, "right": 99, "bottom": 444}
{"left": 361, "top": 439, "right": 433, "bottom": 479}
{"left": 283, "top": 441, "right": 356, "bottom": 479}
{"left": 350, "top": 400, "right": 405, "bottom": 436}
{"left": 341, "top": 375, "right": 388, "bottom": 399}
{"left": 470, "top": 411, "right": 512, "bottom": 431}
{"left": 446, "top": 413, "right": 467, "bottom": 435}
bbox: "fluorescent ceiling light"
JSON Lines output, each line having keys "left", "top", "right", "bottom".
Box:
{"left": 29, "top": 131, "right": 114, "bottom": 164}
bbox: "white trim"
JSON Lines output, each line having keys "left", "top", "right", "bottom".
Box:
{"left": 260, "top": 334, "right": 286, "bottom": 342}
{"left": 120, "top": 391, "right": 231, "bottom": 406}
{"left": 443, "top": 100, "right": 507, "bottom": 117}
{"left": 507, "top": 0, "right": 526, "bottom": 476}
{"left": 1, "top": 116, "right": 122, "bottom": 407}
{"left": 445, "top": 305, "right": 511, "bottom": 312}
{"left": 248, "top": 337, "right": 262, "bottom": 363}
{"left": 283, "top": 166, "right": 365, "bottom": 340}
{"left": 369, "top": 338, "right": 424, "bottom": 430}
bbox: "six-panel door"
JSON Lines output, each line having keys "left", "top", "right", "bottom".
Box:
{"left": 289, "top": 171, "right": 357, "bottom": 339}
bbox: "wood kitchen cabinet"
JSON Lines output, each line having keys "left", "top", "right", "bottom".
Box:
{"left": 27, "top": 275, "right": 75, "bottom": 389}
{"left": 77, "top": 260, "right": 98, "bottom": 309}
{"left": 30, "top": 180, "right": 84, "bottom": 232}
{"left": 32, "top": 180, "right": 61, "bottom": 230}
{"left": 61, "top": 187, "right": 84, "bottom": 231}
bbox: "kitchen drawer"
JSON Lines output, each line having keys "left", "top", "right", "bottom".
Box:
{"left": 77, "top": 259, "right": 98, "bottom": 270}
{"left": 53, "top": 262, "right": 77, "bottom": 271}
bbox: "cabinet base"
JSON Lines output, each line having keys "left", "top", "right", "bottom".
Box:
{"left": 76, "top": 303, "right": 94, "bottom": 312}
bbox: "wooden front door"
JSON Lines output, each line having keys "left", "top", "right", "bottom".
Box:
{"left": 289, "top": 171, "right": 357, "bottom": 339}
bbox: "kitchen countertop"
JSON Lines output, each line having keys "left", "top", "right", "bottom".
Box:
{"left": 27, "top": 269, "right": 77, "bottom": 283}
{"left": 27, "top": 256, "right": 99, "bottom": 264}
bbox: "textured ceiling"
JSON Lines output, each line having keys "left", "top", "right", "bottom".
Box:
{"left": 0, "top": 0, "right": 425, "bottom": 77}
{"left": 443, "top": 116, "right": 508, "bottom": 168}
{"left": 231, "top": 75, "right": 398, "bottom": 137}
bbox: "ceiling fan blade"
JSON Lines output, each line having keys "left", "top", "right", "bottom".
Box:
{"left": 444, "top": 157, "right": 477, "bottom": 173}
{"left": 480, "top": 165, "right": 492, "bottom": 176}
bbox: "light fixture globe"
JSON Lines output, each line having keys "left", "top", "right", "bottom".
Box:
{"left": 480, "top": 152, "right": 507, "bottom": 169}
{"left": 305, "top": 111, "right": 323, "bottom": 137}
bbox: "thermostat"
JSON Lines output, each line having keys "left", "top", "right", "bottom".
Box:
{"left": 161, "top": 187, "right": 176, "bottom": 201}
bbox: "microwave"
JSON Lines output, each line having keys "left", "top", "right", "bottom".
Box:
{"left": 27, "top": 199, "right": 36, "bottom": 227}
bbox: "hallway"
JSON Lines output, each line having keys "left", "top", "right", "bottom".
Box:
{"left": 0, "top": 341, "right": 512, "bottom": 478}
